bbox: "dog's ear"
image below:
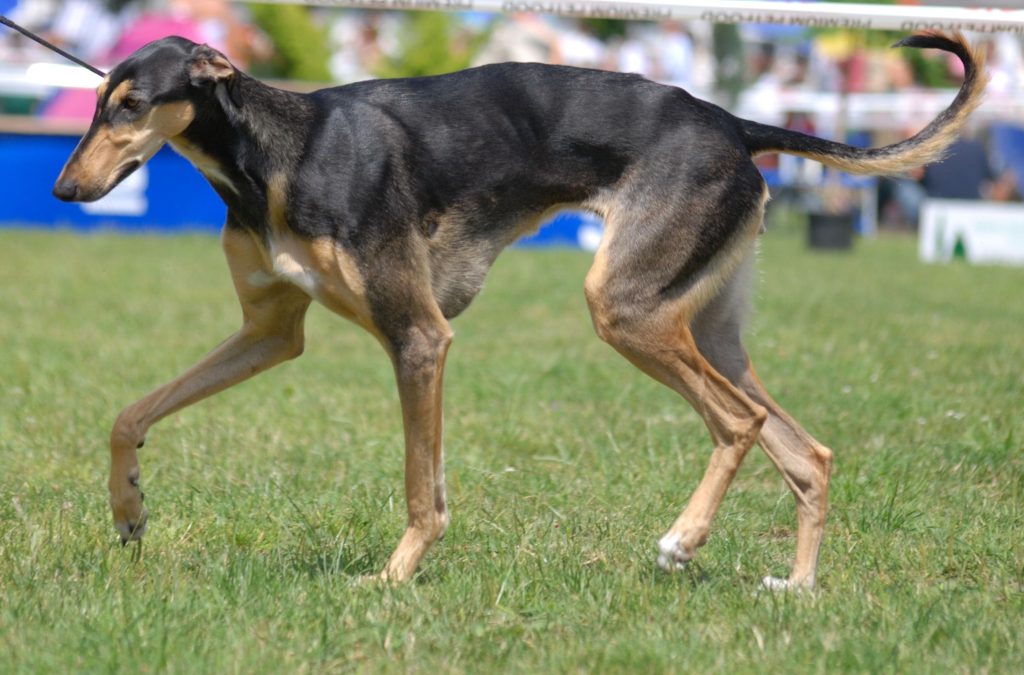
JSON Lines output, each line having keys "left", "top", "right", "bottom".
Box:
{"left": 188, "top": 44, "right": 242, "bottom": 108}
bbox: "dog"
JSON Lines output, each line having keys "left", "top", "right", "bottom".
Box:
{"left": 53, "top": 32, "right": 984, "bottom": 589}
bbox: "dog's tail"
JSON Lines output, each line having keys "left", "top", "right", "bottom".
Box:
{"left": 740, "top": 32, "right": 987, "bottom": 176}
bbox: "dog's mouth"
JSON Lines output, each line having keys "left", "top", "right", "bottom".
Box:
{"left": 111, "top": 159, "right": 142, "bottom": 189}
{"left": 78, "top": 159, "right": 143, "bottom": 202}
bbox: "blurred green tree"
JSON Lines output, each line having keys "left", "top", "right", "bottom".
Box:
{"left": 247, "top": 3, "right": 332, "bottom": 81}
{"left": 372, "top": 11, "right": 487, "bottom": 79}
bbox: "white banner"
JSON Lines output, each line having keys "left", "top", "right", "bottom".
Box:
{"left": 920, "top": 199, "right": 1024, "bottom": 265}
{"left": 236, "top": 0, "right": 1024, "bottom": 34}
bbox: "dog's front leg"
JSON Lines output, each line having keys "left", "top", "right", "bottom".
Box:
{"left": 108, "top": 228, "right": 311, "bottom": 545}
{"left": 108, "top": 316, "right": 307, "bottom": 543}
{"left": 381, "top": 320, "right": 453, "bottom": 582}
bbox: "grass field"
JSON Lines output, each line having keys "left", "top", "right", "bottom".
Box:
{"left": 0, "top": 229, "right": 1021, "bottom": 673}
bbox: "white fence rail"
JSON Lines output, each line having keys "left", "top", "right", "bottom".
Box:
{"left": 235, "top": 0, "right": 1024, "bottom": 34}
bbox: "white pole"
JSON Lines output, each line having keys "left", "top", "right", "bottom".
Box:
{"left": 236, "top": 0, "right": 1024, "bottom": 34}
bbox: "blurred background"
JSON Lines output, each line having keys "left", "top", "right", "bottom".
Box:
{"left": 2, "top": 0, "right": 1024, "bottom": 260}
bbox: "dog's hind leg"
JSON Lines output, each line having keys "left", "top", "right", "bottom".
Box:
{"left": 742, "top": 369, "right": 833, "bottom": 590}
{"left": 108, "top": 227, "right": 311, "bottom": 544}
{"left": 692, "top": 264, "right": 833, "bottom": 590}
{"left": 378, "top": 315, "right": 453, "bottom": 581}
{"left": 584, "top": 169, "right": 770, "bottom": 575}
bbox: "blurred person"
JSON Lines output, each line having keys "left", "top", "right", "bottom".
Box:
{"left": 882, "top": 47, "right": 916, "bottom": 91}
{"left": 922, "top": 134, "right": 994, "bottom": 201}
{"left": 39, "top": 0, "right": 267, "bottom": 121}
{"left": 655, "top": 22, "right": 695, "bottom": 87}
{"left": 473, "top": 13, "right": 560, "bottom": 65}
{"left": 42, "top": 0, "right": 130, "bottom": 63}
{"left": 109, "top": 0, "right": 267, "bottom": 66}
{"left": 29, "top": 0, "right": 136, "bottom": 121}
{"left": 841, "top": 43, "right": 870, "bottom": 93}
{"left": 185, "top": 0, "right": 271, "bottom": 69}
{"left": 613, "top": 25, "right": 653, "bottom": 78}
{"left": 885, "top": 127, "right": 1016, "bottom": 228}
{"left": 1, "top": 0, "right": 130, "bottom": 64}
{"left": 329, "top": 11, "right": 385, "bottom": 83}
{"left": 986, "top": 34, "right": 1024, "bottom": 96}
{"left": 744, "top": 42, "right": 786, "bottom": 127}
{"left": 611, "top": 21, "right": 696, "bottom": 86}
{"left": 555, "top": 20, "right": 607, "bottom": 69}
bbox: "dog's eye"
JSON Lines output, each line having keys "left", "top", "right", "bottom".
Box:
{"left": 123, "top": 93, "right": 144, "bottom": 110}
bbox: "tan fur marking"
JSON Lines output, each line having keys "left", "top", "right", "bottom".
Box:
{"left": 266, "top": 172, "right": 290, "bottom": 237}
{"left": 585, "top": 185, "right": 767, "bottom": 339}
{"left": 105, "top": 80, "right": 133, "bottom": 110}
{"left": 584, "top": 190, "right": 771, "bottom": 575}
{"left": 58, "top": 101, "right": 196, "bottom": 196}
{"left": 170, "top": 138, "right": 236, "bottom": 192}
{"left": 150, "top": 101, "right": 197, "bottom": 137}
{"left": 261, "top": 172, "right": 379, "bottom": 337}
{"left": 96, "top": 77, "right": 110, "bottom": 101}
{"left": 667, "top": 185, "right": 768, "bottom": 321}
{"left": 582, "top": 220, "right": 617, "bottom": 331}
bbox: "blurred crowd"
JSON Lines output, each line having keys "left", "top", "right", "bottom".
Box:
{"left": 1, "top": 0, "right": 270, "bottom": 69}
{"left": 3, "top": 0, "right": 1024, "bottom": 222}
{"left": 6, "top": 2, "right": 1024, "bottom": 93}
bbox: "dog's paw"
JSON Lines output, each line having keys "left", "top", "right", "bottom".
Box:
{"left": 110, "top": 476, "right": 148, "bottom": 545}
{"left": 656, "top": 532, "right": 693, "bottom": 571}
{"left": 114, "top": 510, "right": 149, "bottom": 545}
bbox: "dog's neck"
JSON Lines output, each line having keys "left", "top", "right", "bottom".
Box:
{"left": 172, "top": 74, "right": 314, "bottom": 232}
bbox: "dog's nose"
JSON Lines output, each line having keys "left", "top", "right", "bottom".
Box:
{"left": 52, "top": 179, "right": 79, "bottom": 201}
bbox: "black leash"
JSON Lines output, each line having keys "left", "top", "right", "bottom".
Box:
{"left": 1, "top": 15, "right": 107, "bottom": 77}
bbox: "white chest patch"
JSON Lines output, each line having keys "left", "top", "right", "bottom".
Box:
{"left": 271, "top": 249, "right": 319, "bottom": 296}
{"left": 244, "top": 239, "right": 321, "bottom": 297}
{"left": 247, "top": 270, "right": 277, "bottom": 288}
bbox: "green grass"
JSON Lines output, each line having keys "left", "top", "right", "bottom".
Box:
{"left": 0, "top": 230, "right": 1021, "bottom": 673}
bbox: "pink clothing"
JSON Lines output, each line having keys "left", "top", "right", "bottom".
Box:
{"left": 106, "top": 15, "right": 205, "bottom": 62}
{"left": 41, "top": 14, "right": 205, "bottom": 121}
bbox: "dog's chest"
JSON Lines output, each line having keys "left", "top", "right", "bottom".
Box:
{"left": 253, "top": 236, "right": 378, "bottom": 334}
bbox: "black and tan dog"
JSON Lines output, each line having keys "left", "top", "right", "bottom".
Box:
{"left": 54, "top": 33, "right": 984, "bottom": 588}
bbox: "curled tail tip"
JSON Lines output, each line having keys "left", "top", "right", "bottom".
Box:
{"left": 891, "top": 31, "right": 966, "bottom": 51}
{"left": 892, "top": 30, "right": 988, "bottom": 101}
{"left": 891, "top": 31, "right": 986, "bottom": 74}
{"left": 742, "top": 31, "right": 988, "bottom": 175}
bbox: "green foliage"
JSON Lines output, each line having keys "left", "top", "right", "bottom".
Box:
{"left": 247, "top": 3, "right": 332, "bottom": 82}
{"left": 1, "top": 231, "right": 1022, "bottom": 672}
{"left": 814, "top": 0, "right": 958, "bottom": 87}
{"left": 373, "top": 11, "right": 487, "bottom": 79}
{"left": 713, "top": 23, "right": 744, "bottom": 106}
{"left": 814, "top": 0, "right": 901, "bottom": 48}
{"left": 905, "top": 48, "right": 960, "bottom": 88}
{"left": 580, "top": 19, "right": 628, "bottom": 42}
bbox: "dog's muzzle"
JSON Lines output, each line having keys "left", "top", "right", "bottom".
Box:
{"left": 52, "top": 178, "right": 80, "bottom": 202}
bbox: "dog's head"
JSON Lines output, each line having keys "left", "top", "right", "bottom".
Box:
{"left": 53, "top": 36, "right": 239, "bottom": 202}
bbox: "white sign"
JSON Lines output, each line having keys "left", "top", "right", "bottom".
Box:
{"left": 920, "top": 198, "right": 1024, "bottom": 266}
